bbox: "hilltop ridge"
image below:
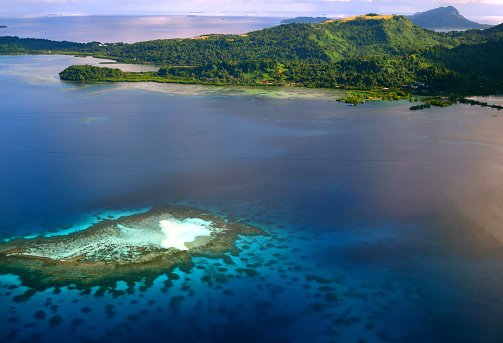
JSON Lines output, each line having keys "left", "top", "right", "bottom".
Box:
{"left": 322, "top": 14, "right": 395, "bottom": 23}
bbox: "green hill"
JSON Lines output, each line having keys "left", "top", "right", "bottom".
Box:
{"left": 75, "top": 15, "right": 455, "bottom": 65}
{"left": 408, "top": 6, "right": 492, "bottom": 29}
{"left": 310, "top": 15, "right": 453, "bottom": 60}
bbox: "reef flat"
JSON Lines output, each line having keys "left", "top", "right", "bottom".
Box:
{"left": 0, "top": 204, "right": 265, "bottom": 293}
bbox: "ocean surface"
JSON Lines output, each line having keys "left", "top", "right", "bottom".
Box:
{"left": 0, "top": 15, "right": 282, "bottom": 43}
{"left": 1, "top": 18, "right": 503, "bottom": 343}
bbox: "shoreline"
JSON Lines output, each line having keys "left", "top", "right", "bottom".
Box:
{"left": 57, "top": 64, "right": 503, "bottom": 108}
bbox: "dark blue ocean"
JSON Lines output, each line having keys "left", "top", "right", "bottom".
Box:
{"left": 1, "top": 27, "right": 503, "bottom": 343}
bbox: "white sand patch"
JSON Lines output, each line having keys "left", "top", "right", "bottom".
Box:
{"left": 13, "top": 215, "right": 216, "bottom": 262}
{"left": 160, "top": 218, "right": 212, "bottom": 250}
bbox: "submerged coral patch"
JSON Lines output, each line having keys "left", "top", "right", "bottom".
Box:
{"left": 79, "top": 117, "right": 105, "bottom": 123}
{"left": 0, "top": 204, "right": 265, "bottom": 292}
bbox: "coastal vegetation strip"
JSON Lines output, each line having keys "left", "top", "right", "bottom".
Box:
{"left": 458, "top": 98, "right": 503, "bottom": 109}
{"left": 409, "top": 96, "right": 503, "bottom": 111}
{"left": 410, "top": 96, "right": 453, "bottom": 107}
{"left": 337, "top": 90, "right": 412, "bottom": 105}
{"left": 58, "top": 65, "right": 502, "bottom": 110}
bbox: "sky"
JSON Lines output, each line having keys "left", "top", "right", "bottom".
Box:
{"left": 2, "top": 0, "right": 503, "bottom": 24}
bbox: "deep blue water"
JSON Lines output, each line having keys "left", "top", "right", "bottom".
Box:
{"left": 1, "top": 55, "right": 503, "bottom": 343}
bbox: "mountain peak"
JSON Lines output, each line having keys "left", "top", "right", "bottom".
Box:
{"left": 444, "top": 6, "right": 459, "bottom": 13}
{"left": 408, "top": 6, "right": 492, "bottom": 29}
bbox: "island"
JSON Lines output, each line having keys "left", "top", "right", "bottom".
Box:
{"left": 0, "top": 204, "right": 266, "bottom": 296}
{"left": 280, "top": 16, "right": 331, "bottom": 24}
{"left": 1, "top": 11, "right": 502, "bottom": 101}
{"left": 407, "top": 6, "right": 493, "bottom": 30}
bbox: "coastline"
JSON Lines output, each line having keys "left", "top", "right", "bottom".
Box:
{"left": 58, "top": 65, "right": 503, "bottom": 109}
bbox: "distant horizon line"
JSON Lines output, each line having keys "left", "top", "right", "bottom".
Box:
{"left": 0, "top": 11, "right": 501, "bottom": 25}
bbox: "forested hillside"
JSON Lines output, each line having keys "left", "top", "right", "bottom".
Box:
{"left": 0, "top": 15, "right": 482, "bottom": 64}
{"left": 311, "top": 15, "right": 454, "bottom": 60}
{"left": 103, "top": 23, "right": 330, "bottom": 65}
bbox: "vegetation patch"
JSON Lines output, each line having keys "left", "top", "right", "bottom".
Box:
{"left": 409, "top": 95, "right": 503, "bottom": 111}
{"left": 337, "top": 89, "right": 412, "bottom": 105}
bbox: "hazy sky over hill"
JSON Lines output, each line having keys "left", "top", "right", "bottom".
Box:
{"left": 2, "top": 0, "right": 502, "bottom": 24}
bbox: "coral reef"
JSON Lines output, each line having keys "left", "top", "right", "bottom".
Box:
{"left": 0, "top": 204, "right": 264, "bottom": 291}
